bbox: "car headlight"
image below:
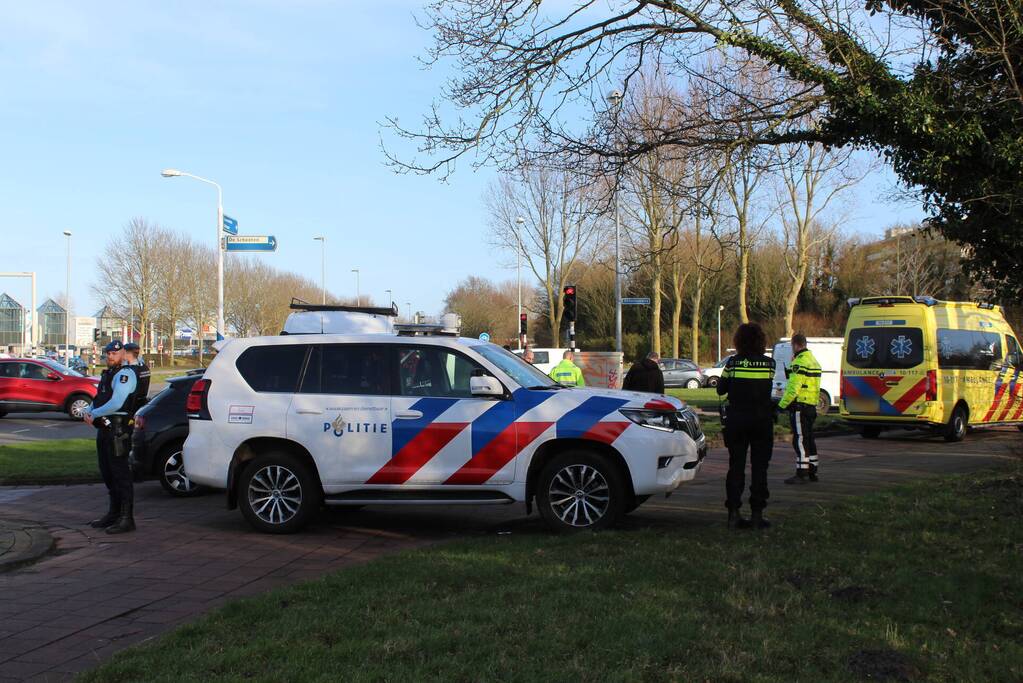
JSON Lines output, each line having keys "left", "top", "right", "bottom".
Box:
{"left": 619, "top": 408, "right": 677, "bottom": 432}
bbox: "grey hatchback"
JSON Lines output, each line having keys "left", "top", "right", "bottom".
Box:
{"left": 658, "top": 358, "right": 706, "bottom": 389}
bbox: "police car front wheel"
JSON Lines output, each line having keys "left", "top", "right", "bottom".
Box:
{"left": 238, "top": 453, "right": 320, "bottom": 534}
{"left": 536, "top": 451, "right": 626, "bottom": 532}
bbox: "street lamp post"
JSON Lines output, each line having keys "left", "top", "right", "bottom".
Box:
{"left": 405, "top": 302, "right": 412, "bottom": 322}
{"left": 515, "top": 216, "right": 525, "bottom": 349}
{"left": 717, "top": 305, "right": 725, "bottom": 362}
{"left": 313, "top": 236, "right": 326, "bottom": 304}
{"left": 161, "top": 169, "right": 225, "bottom": 341}
{"left": 63, "top": 231, "right": 72, "bottom": 364}
{"left": 351, "top": 269, "right": 360, "bottom": 306}
{"left": 608, "top": 90, "right": 624, "bottom": 354}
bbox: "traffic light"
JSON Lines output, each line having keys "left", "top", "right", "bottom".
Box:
{"left": 563, "top": 285, "right": 577, "bottom": 322}
{"left": 519, "top": 313, "right": 528, "bottom": 335}
{"left": 93, "top": 329, "right": 100, "bottom": 342}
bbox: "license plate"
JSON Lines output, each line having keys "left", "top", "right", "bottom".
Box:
{"left": 847, "top": 398, "right": 879, "bottom": 413}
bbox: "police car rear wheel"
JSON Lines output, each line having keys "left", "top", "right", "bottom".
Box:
{"left": 943, "top": 406, "right": 968, "bottom": 443}
{"left": 239, "top": 453, "right": 318, "bottom": 534}
{"left": 537, "top": 451, "right": 626, "bottom": 532}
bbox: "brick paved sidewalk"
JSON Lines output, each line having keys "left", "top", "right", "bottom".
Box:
{"left": 0, "top": 519, "right": 53, "bottom": 572}
{"left": 0, "top": 428, "right": 1017, "bottom": 682}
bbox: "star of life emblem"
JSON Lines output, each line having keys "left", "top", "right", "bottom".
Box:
{"left": 855, "top": 335, "right": 875, "bottom": 359}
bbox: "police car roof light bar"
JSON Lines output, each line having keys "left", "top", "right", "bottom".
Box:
{"left": 288, "top": 297, "right": 397, "bottom": 317}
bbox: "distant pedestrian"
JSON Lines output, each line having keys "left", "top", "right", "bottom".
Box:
{"left": 83, "top": 341, "right": 138, "bottom": 534}
{"left": 623, "top": 351, "right": 665, "bottom": 394}
{"left": 717, "top": 323, "right": 776, "bottom": 530}
{"left": 549, "top": 350, "right": 585, "bottom": 386}
{"left": 523, "top": 348, "right": 535, "bottom": 364}
{"left": 778, "top": 333, "right": 822, "bottom": 485}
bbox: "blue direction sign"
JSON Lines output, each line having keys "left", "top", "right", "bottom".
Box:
{"left": 622, "top": 297, "right": 651, "bottom": 306}
{"left": 224, "top": 235, "right": 277, "bottom": 252}
{"left": 479, "top": 332, "right": 491, "bottom": 342}
{"left": 222, "top": 215, "right": 238, "bottom": 235}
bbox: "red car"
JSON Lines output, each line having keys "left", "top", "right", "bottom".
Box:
{"left": 0, "top": 358, "right": 100, "bottom": 420}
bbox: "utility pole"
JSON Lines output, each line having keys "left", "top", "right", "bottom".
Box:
{"left": 608, "top": 90, "right": 624, "bottom": 354}
{"left": 63, "top": 231, "right": 72, "bottom": 364}
{"left": 515, "top": 216, "right": 525, "bottom": 349}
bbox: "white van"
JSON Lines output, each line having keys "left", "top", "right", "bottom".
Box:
{"left": 771, "top": 337, "right": 843, "bottom": 413}
{"left": 513, "top": 347, "right": 568, "bottom": 375}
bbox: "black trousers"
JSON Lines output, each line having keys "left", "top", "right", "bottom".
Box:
{"left": 97, "top": 429, "right": 133, "bottom": 507}
{"left": 789, "top": 404, "right": 818, "bottom": 472}
{"left": 724, "top": 415, "right": 774, "bottom": 511}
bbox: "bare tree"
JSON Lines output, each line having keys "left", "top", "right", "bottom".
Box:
{"left": 777, "top": 142, "right": 862, "bottom": 335}
{"left": 91, "top": 218, "right": 165, "bottom": 352}
{"left": 486, "top": 163, "right": 603, "bottom": 343}
{"left": 179, "top": 242, "right": 216, "bottom": 365}
{"left": 153, "top": 231, "right": 194, "bottom": 364}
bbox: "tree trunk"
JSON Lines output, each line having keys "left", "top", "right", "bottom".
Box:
{"left": 737, "top": 240, "right": 750, "bottom": 324}
{"left": 670, "top": 267, "right": 682, "bottom": 359}
{"left": 650, "top": 258, "right": 662, "bottom": 357}
{"left": 690, "top": 274, "right": 703, "bottom": 365}
{"left": 782, "top": 263, "right": 807, "bottom": 337}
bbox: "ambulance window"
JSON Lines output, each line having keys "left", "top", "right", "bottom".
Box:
{"left": 398, "top": 346, "right": 480, "bottom": 398}
{"left": 236, "top": 345, "right": 308, "bottom": 393}
{"left": 1004, "top": 336, "right": 1021, "bottom": 368}
{"left": 936, "top": 329, "right": 1002, "bottom": 370}
{"left": 300, "top": 344, "right": 393, "bottom": 396}
{"left": 846, "top": 328, "right": 924, "bottom": 369}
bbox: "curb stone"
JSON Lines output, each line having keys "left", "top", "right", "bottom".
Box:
{"left": 0, "top": 518, "right": 55, "bottom": 571}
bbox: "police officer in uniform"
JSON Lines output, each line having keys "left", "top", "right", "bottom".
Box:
{"left": 123, "top": 342, "right": 151, "bottom": 415}
{"left": 83, "top": 341, "right": 138, "bottom": 534}
{"left": 777, "top": 333, "right": 823, "bottom": 485}
{"left": 716, "top": 323, "right": 776, "bottom": 529}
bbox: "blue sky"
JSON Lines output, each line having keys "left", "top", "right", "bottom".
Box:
{"left": 0, "top": 1, "right": 924, "bottom": 320}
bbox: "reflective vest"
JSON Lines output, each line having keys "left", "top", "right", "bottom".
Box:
{"left": 549, "top": 359, "right": 585, "bottom": 386}
{"left": 778, "top": 348, "right": 822, "bottom": 409}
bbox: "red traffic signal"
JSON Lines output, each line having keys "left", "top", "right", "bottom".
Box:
{"left": 562, "top": 285, "right": 578, "bottom": 322}
{"left": 519, "top": 313, "right": 528, "bottom": 335}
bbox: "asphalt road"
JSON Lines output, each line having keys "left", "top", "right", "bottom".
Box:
{"left": 0, "top": 382, "right": 171, "bottom": 445}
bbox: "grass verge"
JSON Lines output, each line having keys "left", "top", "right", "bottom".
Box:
{"left": 84, "top": 465, "right": 1023, "bottom": 682}
{"left": 0, "top": 438, "right": 97, "bottom": 484}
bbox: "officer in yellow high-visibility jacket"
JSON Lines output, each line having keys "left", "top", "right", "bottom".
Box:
{"left": 777, "top": 333, "right": 822, "bottom": 484}
{"left": 549, "top": 350, "right": 585, "bottom": 386}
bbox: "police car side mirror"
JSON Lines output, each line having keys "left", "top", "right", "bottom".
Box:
{"left": 470, "top": 376, "right": 504, "bottom": 397}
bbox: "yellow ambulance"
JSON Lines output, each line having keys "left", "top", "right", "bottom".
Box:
{"left": 840, "top": 296, "right": 1023, "bottom": 441}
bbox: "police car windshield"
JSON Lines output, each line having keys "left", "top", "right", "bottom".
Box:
{"left": 474, "top": 344, "right": 558, "bottom": 388}
{"left": 40, "top": 359, "right": 84, "bottom": 378}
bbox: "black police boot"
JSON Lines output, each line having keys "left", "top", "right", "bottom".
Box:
{"left": 727, "top": 509, "right": 751, "bottom": 530}
{"left": 751, "top": 509, "right": 771, "bottom": 530}
{"left": 808, "top": 465, "right": 819, "bottom": 482}
{"left": 105, "top": 503, "right": 135, "bottom": 535}
{"left": 89, "top": 500, "right": 119, "bottom": 528}
{"left": 784, "top": 471, "right": 809, "bottom": 485}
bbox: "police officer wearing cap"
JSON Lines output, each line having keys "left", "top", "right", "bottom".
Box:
{"left": 716, "top": 323, "right": 776, "bottom": 530}
{"left": 83, "top": 340, "right": 138, "bottom": 534}
{"left": 123, "top": 342, "right": 151, "bottom": 415}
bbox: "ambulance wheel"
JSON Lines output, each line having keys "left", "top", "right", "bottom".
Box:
{"left": 860, "top": 426, "right": 881, "bottom": 439}
{"left": 238, "top": 452, "right": 320, "bottom": 534}
{"left": 537, "top": 451, "right": 626, "bottom": 532}
{"left": 943, "top": 405, "right": 968, "bottom": 442}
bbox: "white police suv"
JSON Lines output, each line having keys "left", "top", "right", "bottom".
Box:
{"left": 183, "top": 306, "right": 706, "bottom": 533}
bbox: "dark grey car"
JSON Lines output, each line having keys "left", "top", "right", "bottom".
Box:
{"left": 658, "top": 358, "right": 706, "bottom": 389}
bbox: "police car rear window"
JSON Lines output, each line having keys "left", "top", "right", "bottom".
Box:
{"left": 846, "top": 327, "right": 924, "bottom": 369}
{"left": 236, "top": 345, "right": 308, "bottom": 393}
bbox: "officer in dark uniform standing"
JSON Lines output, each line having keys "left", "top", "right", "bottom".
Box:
{"left": 123, "top": 342, "right": 151, "bottom": 415}
{"left": 716, "top": 323, "right": 776, "bottom": 530}
{"left": 83, "top": 340, "right": 138, "bottom": 534}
